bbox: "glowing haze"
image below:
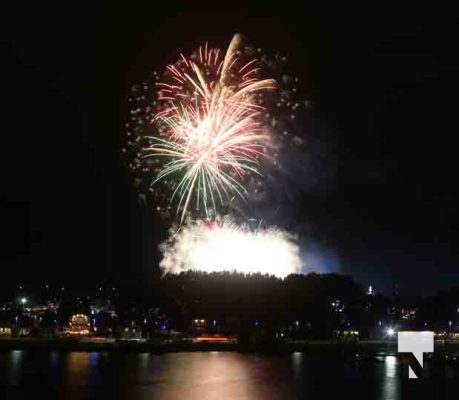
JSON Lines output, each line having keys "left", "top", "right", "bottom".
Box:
{"left": 160, "top": 219, "right": 302, "bottom": 278}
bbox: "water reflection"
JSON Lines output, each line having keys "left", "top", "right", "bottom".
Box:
{"left": 139, "top": 352, "right": 149, "bottom": 369}
{"left": 49, "top": 351, "right": 60, "bottom": 367}
{"left": 1, "top": 350, "right": 459, "bottom": 400}
{"left": 65, "top": 352, "right": 89, "bottom": 379}
{"left": 47, "top": 351, "right": 62, "bottom": 383}
{"left": 381, "top": 356, "right": 400, "bottom": 400}
{"left": 384, "top": 356, "right": 397, "bottom": 379}
{"left": 142, "top": 352, "right": 268, "bottom": 400}
{"left": 61, "top": 352, "right": 90, "bottom": 400}
{"left": 8, "top": 350, "right": 23, "bottom": 385}
{"left": 291, "top": 352, "right": 303, "bottom": 378}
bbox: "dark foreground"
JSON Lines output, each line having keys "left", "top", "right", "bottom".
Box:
{"left": 1, "top": 349, "right": 459, "bottom": 400}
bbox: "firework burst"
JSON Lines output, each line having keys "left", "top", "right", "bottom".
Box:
{"left": 125, "top": 33, "right": 309, "bottom": 224}
{"left": 142, "top": 34, "right": 275, "bottom": 222}
{"left": 124, "top": 34, "right": 310, "bottom": 278}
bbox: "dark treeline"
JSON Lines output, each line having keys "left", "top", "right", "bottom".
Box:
{"left": 149, "top": 272, "right": 459, "bottom": 340}
{"left": 153, "top": 272, "right": 362, "bottom": 339}
{"left": 2, "top": 272, "right": 459, "bottom": 341}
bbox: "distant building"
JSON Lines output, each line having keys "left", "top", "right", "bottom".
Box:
{"left": 335, "top": 329, "right": 359, "bottom": 341}
{"left": 16, "top": 315, "right": 34, "bottom": 337}
{"left": 22, "top": 305, "right": 48, "bottom": 322}
{"left": 191, "top": 318, "right": 207, "bottom": 333}
{"left": 120, "top": 322, "right": 142, "bottom": 339}
{"left": 0, "top": 321, "right": 12, "bottom": 337}
{"left": 63, "top": 314, "right": 90, "bottom": 336}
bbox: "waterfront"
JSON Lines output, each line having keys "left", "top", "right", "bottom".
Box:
{"left": 1, "top": 350, "right": 459, "bottom": 400}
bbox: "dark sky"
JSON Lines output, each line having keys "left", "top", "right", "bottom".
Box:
{"left": 1, "top": 1, "right": 458, "bottom": 295}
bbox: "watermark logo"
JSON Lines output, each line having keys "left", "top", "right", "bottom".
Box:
{"left": 397, "top": 331, "right": 434, "bottom": 378}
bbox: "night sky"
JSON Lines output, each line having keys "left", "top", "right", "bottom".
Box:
{"left": 1, "top": 1, "right": 458, "bottom": 295}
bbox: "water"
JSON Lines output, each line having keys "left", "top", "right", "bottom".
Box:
{"left": 0, "top": 350, "right": 458, "bottom": 399}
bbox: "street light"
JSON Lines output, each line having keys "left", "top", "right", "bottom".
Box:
{"left": 386, "top": 328, "right": 395, "bottom": 337}
{"left": 20, "top": 297, "right": 27, "bottom": 306}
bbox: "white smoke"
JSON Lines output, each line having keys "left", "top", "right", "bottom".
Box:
{"left": 159, "top": 218, "right": 303, "bottom": 278}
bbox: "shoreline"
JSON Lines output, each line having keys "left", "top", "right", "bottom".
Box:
{"left": 1, "top": 338, "right": 458, "bottom": 354}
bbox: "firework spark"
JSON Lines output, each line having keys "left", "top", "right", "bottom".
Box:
{"left": 160, "top": 218, "right": 302, "bottom": 278}
{"left": 143, "top": 34, "right": 276, "bottom": 221}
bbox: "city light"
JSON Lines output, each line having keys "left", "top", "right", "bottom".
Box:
{"left": 63, "top": 314, "right": 90, "bottom": 336}
{"left": 192, "top": 336, "right": 237, "bottom": 344}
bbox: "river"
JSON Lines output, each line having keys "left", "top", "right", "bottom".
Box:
{"left": 1, "top": 350, "right": 458, "bottom": 399}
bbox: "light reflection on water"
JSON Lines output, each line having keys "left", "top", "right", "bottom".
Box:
{"left": 381, "top": 355, "right": 400, "bottom": 400}
{"left": 291, "top": 351, "right": 302, "bottom": 378}
{"left": 1, "top": 350, "right": 458, "bottom": 400}
{"left": 8, "top": 350, "right": 24, "bottom": 385}
{"left": 61, "top": 352, "right": 90, "bottom": 400}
